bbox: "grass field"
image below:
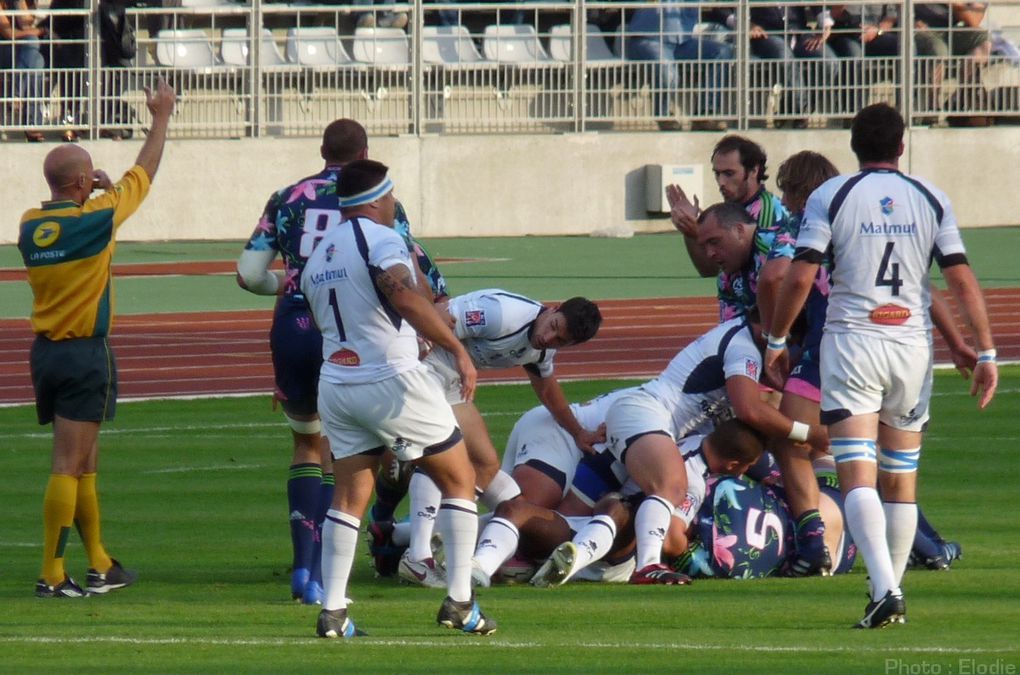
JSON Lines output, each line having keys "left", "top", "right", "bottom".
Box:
{"left": 1, "top": 373, "right": 1018, "bottom": 673}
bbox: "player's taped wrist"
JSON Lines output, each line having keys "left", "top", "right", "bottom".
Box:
{"left": 977, "top": 348, "right": 997, "bottom": 364}
{"left": 788, "top": 421, "right": 810, "bottom": 443}
{"left": 766, "top": 334, "right": 788, "bottom": 351}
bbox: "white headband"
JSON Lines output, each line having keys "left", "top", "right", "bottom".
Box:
{"left": 338, "top": 177, "right": 394, "bottom": 208}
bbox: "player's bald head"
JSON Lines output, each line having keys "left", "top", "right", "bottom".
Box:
{"left": 321, "top": 119, "right": 368, "bottom": 165}
{"left": 43, "top": 144, "right": 92, "bottom": 191}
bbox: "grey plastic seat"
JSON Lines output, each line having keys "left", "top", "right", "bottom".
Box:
{"left": 549, "top": 24, "right": 620, "bottom": 63}
{"left": 285, "top": 26, "right": 354, "bottom": 66}
{"left": 221, "top": 28, "right": 289, "bottom": 68}
{"left": 155, "top": 29, "right": 221, "bottom": 69}
{"left": 482, "top": 24, "right": 552, "bottom": 63}
{"left": 352, "top": 27, "right": 409, "bottom": 66}
{"left": 422, "top": 24, "right": 488, "bottom": 65}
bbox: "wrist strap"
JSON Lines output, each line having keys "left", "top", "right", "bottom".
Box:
{"left": 788, "top": 421, "right": 809, "bottom": 443}
{"left": 767, "top": 334, "right": 788, "bottom": 351}
{"left": 977, "top": 348, "right": 997, "bottom": 363}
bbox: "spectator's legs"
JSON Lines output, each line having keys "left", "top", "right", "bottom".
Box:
{"left": 675, "top": 38, "right": 733, "bottom": 119}
{"left": 625, "top": 36, "right": 675, "bottom": 119}
{"left": 793, "top": 39, "right": 838, "bottom": 118}
{"left": 15, "top": 38, "right": 46, "bottom": 130}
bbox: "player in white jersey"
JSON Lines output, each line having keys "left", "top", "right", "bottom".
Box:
{"left": 399, "top": 289, "right": 602, "bottom": 586}
{"left": 300, "top": 160, "right": 495, "bottom": 638}
{"left": 472, "top": 420, "right": 764, "bottom": 587}
{"left": 605, "top": 313, "right": 829, "bottom": 584}
{"left": 501, "top": 387, "right": 636, "bottom": 509}
{"left": 766, "top": 104, "right": 998, "bottom": 629}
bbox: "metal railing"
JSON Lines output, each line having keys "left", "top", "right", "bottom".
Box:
{"left": 2, "top": 0, "right": 1019, "bottom": 139}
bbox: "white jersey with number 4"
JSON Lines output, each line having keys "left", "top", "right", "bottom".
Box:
{"left": 448, "top": 289, "right": 556, "bottom": 376}
{"left": 300, "top": 216, "right": 419, "bottom": 385}
{"left": 799, "top": 168, "right": 967, "bottom": 345}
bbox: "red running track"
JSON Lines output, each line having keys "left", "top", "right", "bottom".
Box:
{"left": 2, "top": 291, "right": 1019, "bottom": 406}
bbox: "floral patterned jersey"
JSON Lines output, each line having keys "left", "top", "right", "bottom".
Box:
{"left": 717, "top": 188, "right": 795, "bottom": 321}
{"left": 243, "top": 167, "right": 447, "bottom": 308}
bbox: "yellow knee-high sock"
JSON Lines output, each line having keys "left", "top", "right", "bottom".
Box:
{"left": 75, "top": 473, "right": 113, "bottom": 574}
{"left": 42, "top": 474, "right": 78, "bottom": 585}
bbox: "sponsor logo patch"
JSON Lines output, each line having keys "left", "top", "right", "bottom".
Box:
{"left": 880, "top": 196, "right": 895, "bottom": 215}
{"left": 464, "top": 309, "right": 486, "bottom": 327}
{"left": 327, "top": 348, "right": 361, "bottom": 366}
{"left": 32, "top": 222, "right": 61, "bottom": 248}
{"left": 869, "top": 304, "right": 911, "bottom": 326}
{"left": 744, "top": 359, "right": 759, "bottom": 380}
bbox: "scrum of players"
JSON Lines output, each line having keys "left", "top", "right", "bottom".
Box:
{"left": 238, "top": 107, "right": 997, "bottom": 637}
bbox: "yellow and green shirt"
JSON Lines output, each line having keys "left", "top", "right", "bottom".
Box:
{"left": 18, "top": 166, "right": 150, "bottom": 340}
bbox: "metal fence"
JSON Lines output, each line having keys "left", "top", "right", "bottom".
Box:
{"left": 3, "top": 0, "right": 1020, "bottom": 140}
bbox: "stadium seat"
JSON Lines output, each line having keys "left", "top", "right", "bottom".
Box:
{"left": 422, "top": 25, "right": 489, "bottom": 66}
{"left": 548, "top": 24, "right": 620, "bottom": 63}
{"left": 352, "top": 27, "right": 410, "bottom": 66}
{"left": 482, "top": 24, "right": 553, "bottom": 64}
{"left": 285, "top": 27, "right": 354, "bottom": 66}
{"left": 221, "top": 28, "right": 290, "bottom": 69}
{"left": 154, "top": 29, "right": 221, "bottom": 70}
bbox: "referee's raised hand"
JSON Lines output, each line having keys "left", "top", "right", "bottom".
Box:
{"left": 144, "top": 76, "right": 176, "bottom": 120}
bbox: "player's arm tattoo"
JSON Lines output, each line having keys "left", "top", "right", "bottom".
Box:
{"left": 374, "top": 264, "right": 417, "bottom": 300}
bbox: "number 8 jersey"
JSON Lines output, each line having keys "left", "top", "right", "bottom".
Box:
{"left": 797, "top": 168, "right": 967, "bottom": 345}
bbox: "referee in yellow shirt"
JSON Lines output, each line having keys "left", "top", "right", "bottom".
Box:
{"left": 17, "top": 78, "right": 175, "bottom": 598}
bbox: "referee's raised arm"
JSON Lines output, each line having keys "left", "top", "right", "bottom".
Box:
{"left": 134, "top": 77, "right": 176, "bottom": 181}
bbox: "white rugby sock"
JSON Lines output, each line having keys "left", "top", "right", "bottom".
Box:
{"left": 437, "top": 498, "right": 478, "bottom": 603}
{"left": 391, "top": 520, "right": 410, "bottom": 547}
{"left": 479, "top": 470, "right": 521, "bottom": 510}
{"left": 634, "top": 495, "right": 674, "bottom": 569}
{"left": 885, "top": 501, "right": 918, "bottom": 586}
{"left": 407, "top": 472, "right": 442, "bottom": 561}
{"left": 844, "top": 487, "right": 899, "bottom": 600}
{"left": 473, "top": 516, "right": 519, "bottom": 578}
{"left": 321, "top": 509, "right": 360, "bottom": 611}
{"left": 571, "top": 514, "right": 617, "bottom": 571}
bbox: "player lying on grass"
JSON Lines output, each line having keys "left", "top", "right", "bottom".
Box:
{"left": 472, "top": 420, "right": 763, "bottom": 587}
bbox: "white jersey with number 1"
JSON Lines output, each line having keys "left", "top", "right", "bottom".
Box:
{"left": 798, "top": 168, "right": 967, "bottom": 345}
{"left": 300, "top": 215, "right": 419, "bottom": 385}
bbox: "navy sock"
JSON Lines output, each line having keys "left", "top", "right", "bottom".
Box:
{"left": 288, "top": 463, "right": 322, "bottom": 577}
{"left": 912, "top": 507, "right": 945, "bottom": 560}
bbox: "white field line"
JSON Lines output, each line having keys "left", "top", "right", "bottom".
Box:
{"left": 0, "top": 636, "right": 1014, "bottom": 655}
{"left": 0, "top": 410, "right": 527, "bottom": 439}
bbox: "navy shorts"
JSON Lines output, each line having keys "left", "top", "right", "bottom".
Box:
{"left": 270, "top": 300, "right": 323, "bottom": 416}
{"left": 30, "top": 335, "right": 117, "bottom": 425}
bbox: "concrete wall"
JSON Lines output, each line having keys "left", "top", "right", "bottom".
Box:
{"left": 2, "top": 127, "right": 1015, "bottom": 246}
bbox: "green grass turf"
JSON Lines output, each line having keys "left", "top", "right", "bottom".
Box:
{"left": 1, "top": 227, "right": 1018, "bottom": 318}
{"left": 1, "top": 374, "right": 1018, "bottom": 673}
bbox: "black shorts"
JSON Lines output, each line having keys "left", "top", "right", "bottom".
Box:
{"left": 30, "top": 335, "right": 117, "bottom": 425}
{"left": 270, "top": 300, "right": 323, "bottom": 417}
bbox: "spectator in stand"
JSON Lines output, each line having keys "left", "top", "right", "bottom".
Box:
{"left": 622, "top": 0, "right": 733, "bottom": 130}
{"left": 915, "top": 2, "right": 992, "bottom": 126}
{"left": 0, "top": 0, "right": 46, "bottom": 141}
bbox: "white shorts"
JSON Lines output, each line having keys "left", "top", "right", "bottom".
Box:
{"left": 605, "top": 390, "right": 675, "bottom": 463}
{"left": 319, "top": 365, "right": 461, "bottom": 461}
{"left": 422, "top": 347, "right": 466, "bottom": 405}
{"left": 820, "top": 332, "right": 933, "bottom": 432}
{"left": 501, "top": 405, "right": 582, "bottom": 495}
